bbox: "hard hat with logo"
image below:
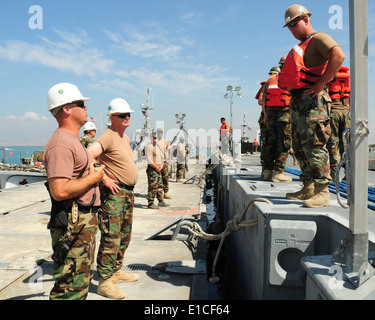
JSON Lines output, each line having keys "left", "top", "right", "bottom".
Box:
{"left": 47, "top": 83, "right": 90, "bottom": 116}
{"left": 269, "top": 66, "right": 281, "bottom": 75}
{"left": 283, "top": 4, "right": 311, "bottom": 28}
{"left": 83, "top": 121, "right": 97, "bottom": 132}
{"left": 107, "top": 98, "right": 134, "bottom": 116}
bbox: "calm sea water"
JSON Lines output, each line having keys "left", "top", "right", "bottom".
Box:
{"left": 2, "top": 145, "right": 373, "bottom": 165}
{"left": 0, "top": 146, "right": 44, "bottom": 165}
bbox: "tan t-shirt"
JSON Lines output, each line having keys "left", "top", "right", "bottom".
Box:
{"left": 304, "top": 33, "right": 339, "bottom": 68}
{"left": 96, "top": 128, "right": 138, "bottom": 186}
{"left": 44, "top": 129, "right": 100, "bottom": 206}
{"left": 145, "top": 143, "right": 164, "bottom": 168}
{"left": 156, "top": 138, "right": 171, "bottom": 162}
{"left": 176, "top": 142, "right": 186, "bottom": 164}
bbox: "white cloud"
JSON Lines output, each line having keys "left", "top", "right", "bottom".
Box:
{"left": 95, "top": 65, "right": 232, "bottom": 99}
{"left": 20, "top": 112, "right": 48, "bottom": 121}
{"left": 180, "top": 11, "right": 204, "bottom": 27}
{"left": 100, "top": 24, "right": 232, "bottom": 97}
{"left": 2, "top": 112, "right": 48, "bottom": 122}
{"left": 52, "top": 28, "right": 92, "bottom": 47}
{"left": 0, "top": 29, "right": 114, "bottom": 77}
{"left": 0, "top": 111, "right": 54, "bottom": 145}
{"left": 0, "top": 24, "right": 230, "bottom": 106}
{"left": 104, "top": 27, "right": 182, "bottom": 61}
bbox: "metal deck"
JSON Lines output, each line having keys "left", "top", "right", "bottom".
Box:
{"left": 213, "top": 151, "right": 375, "bottom": 300}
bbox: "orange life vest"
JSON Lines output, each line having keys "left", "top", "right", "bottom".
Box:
{"left": 220, "top": 123, "right": 231, "bottom": 135}
{"left": 265, "top": 74, "right": 292, "bottom": 107}
{"left": 329, "top": 66, "right": 350, "bottom": 99}
{"left": 278, "top": 33, "right": 329, "bottom": 89}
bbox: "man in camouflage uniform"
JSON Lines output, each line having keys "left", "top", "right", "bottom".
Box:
{"left": 44, "top": 83, "right": 104, "bottom": 300}
{"left": 261, "top": 66, "right": 292, "bottom": 182}
{"left": 327, "top": 105, "right": 350, "bottom": 180}
{"left": 255, "top": 81, "right": 267, "bottom": 177}
{"left": 279, "top": 5, "right": 345, "bottom": 208}
{"left": 88, "top": 98, "right": 139, "bottom": 299}
{"left": 327, "top": 66, "right": 351, "bottom": 181}
{"left": 176, "top": 137, "right": 186, "bottom": 182}
{"left": 79, "top": 121, "right": 97, "bottom": 148}
{"left": 156, "top": 128, "right": 172, "bottom": 199}
{"left": 145, "top": 132, "right": 170, "bottom": 209}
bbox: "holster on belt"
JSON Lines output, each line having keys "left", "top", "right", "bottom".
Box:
{"left": 52, "top": 224, "right": 85, "bottom": 265}
{"left": 45, "top": 181, "right": 72, "bottom": 230}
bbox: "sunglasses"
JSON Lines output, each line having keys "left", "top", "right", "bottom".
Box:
{"left": 288, "top": 15, "right": 307, "bottom": 29}
{"left": 115, "top": 113, "right": 131, "bottom": 119}
{"left": 73, "top": 101, "right": 86, "bottom": 108}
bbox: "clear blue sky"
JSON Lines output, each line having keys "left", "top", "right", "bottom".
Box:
{"left": 0, "top": 0, "right": 373, "bottom": 146}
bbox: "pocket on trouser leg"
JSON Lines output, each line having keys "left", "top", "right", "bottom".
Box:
{"left": 316, "top": 118, "right": 331, "bottom": 146}
{"left": 98, "top": 210, "right": 109, "bottom": 236}
{"left": 304, "top": 116, "right": 331, "bottom": 183}
{"left": 50, "top": 248, "right": 90, "bottom": 300}
{"left": 307, "top": 116, "right": 331, "bottom": 147}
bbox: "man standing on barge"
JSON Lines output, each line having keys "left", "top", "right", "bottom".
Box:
{"left": 279, "top": 4, "right": 345, "bottom": 208}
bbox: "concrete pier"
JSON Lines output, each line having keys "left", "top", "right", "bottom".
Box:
{"left": 0, "top": 162, "right": 208, "bottom": 300}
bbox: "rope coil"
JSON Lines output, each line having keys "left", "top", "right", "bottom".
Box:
{"left": 187, "top": 197, "right": 272, "bottom": 284}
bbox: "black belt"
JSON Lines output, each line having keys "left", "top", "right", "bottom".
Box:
{"left": 117, "top": 183, "right": 135, "bottom": 191}
{"left": 78, "top": 205, "right": 100, "bottom": 214}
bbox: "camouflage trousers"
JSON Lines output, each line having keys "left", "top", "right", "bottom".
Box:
{"left": 146, "top": 165, "right": 163, "bottom": 204}
{"left": 290, "top": 91, "right": 331, "bottom": 185}
{"left": 263, "top": 109, "right": 292, "bottom": 171}
{"left": 327, "top": 107, "right": 350, "bottom": 170}
{"left": 97, "top": 186, "right": 134, "bottom": 280}
{"left": 176, "top": 163, "right": 185, "bottom": 180}
{"left": 258, "top": 112, "right": 268, "bottom": 170}
{"left": 161, "top": 161, "right": 169, "bottom": 193}
{"left": 50, "top": 207, "right": 98, "bottom": 300}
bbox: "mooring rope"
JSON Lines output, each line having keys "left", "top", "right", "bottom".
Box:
{"left": 187, "top": 197, "right": 273, "bottom": 284}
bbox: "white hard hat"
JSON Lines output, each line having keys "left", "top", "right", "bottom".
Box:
{"left": 107, "top": 98, "right": 134, "bottom": 116}
{"left": 83, "top": 121, "right": 97, "bottom": 132}
{"left": 47, "top": 83, "right": 90, "bottom": 116}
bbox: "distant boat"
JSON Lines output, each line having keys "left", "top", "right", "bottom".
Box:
{"left": 0, "top": 148, "right": 46, "bottom": 189}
